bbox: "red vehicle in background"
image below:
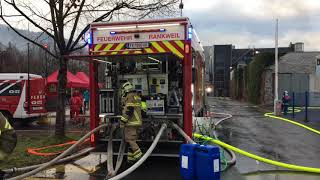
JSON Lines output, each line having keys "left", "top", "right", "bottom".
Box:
{"left": 0, "top": 73, "right": 47, "bottom": 124}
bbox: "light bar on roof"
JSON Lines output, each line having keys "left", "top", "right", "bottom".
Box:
{"left": 96, "top": 26, "right": 136, "bottom": 30}
{"left": 138, "top": 23, "right": 180, "bottom": 28}
{"left": 95, "top": 23, "right": 180, "bottom": 30}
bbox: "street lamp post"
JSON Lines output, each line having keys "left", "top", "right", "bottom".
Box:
{"left": 274, "top": 19, "right": 279, "bottom": 115}
{"left": 44, "top": 44, "right": 48, "bottom": 77}
{"left": 27, "top": 42, "right": 30, "bottom": 114}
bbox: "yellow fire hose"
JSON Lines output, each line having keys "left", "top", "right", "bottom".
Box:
{"left": 264, "top": 113, "right": 320, "bottom": 136}
{"left": 193, "top": 112, "right": 320, "bottom": 174}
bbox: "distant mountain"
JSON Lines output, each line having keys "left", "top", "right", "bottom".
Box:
{"left": 0, "top": 24, "right": 52, "bottom": 49}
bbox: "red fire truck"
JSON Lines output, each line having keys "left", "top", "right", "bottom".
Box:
{"left": 0, "top": 73, "right": 47, "bottom": 124}
{"left": 67, "top": 18, "right": 206, "bottom": 154}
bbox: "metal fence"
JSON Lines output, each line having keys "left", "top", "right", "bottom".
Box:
{"left": 289, "top": 92, "right": 320, "bottom": 107}
{"left": 287, "top": 91, "right": 320, "bottom": 122}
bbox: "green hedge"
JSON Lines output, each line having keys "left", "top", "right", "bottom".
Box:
{"left": 246, "top": 53, "right": 274, "bottom": 104}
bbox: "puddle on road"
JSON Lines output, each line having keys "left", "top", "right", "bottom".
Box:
{"left": 27, "top": 153, "right": 108, "bottom": 180}
{"left": 23, "top": 152, "right": 320, "bottom": 180}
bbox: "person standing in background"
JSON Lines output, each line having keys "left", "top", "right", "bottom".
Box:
{"left": 83, "top": 90, "right": 90, "bottom": 114}
{"left": 282, "top": 91, "right": 291, "bottom": 115}
{"left": 70, "top": 91, "right": 82, "bottom": 123}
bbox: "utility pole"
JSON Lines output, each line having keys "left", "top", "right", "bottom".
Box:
{"left": 27, "top": 22, "right": 31, "bottom": 115}
{"left": 27, "top": 42, "right": 30, "bottom": 114}
{"left": 274, "top": 19, "right": 279, "bottom": 115}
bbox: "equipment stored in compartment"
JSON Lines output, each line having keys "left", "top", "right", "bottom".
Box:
{"left": 146, "top": 99, "right": 165, "bottom": 115}
{"left": 99, "top": 53, "right": 185, "bottom": 123}
{"left": 100, "top": 89, "right": 115, "bottom": 115}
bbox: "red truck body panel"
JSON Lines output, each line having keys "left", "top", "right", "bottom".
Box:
{"left": 0, "top": 74, "right": 47, "bottom": 119}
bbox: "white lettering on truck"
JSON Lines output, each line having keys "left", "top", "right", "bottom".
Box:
{"left": 96, "top": 35, "right": 133, "bottom": 42}
{"left": 149, "top": 33, "right": 180, "bottom": 40}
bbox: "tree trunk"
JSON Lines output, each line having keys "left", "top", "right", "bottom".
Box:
{"left": 55, "top": 56, "right": 67, "bottom": 137}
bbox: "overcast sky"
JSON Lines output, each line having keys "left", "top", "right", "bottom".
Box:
{"left": 183, "top": 0, "right": 320, "bottom": 50}
{"left": 1, "top": 0, "right": 320, "bottom": 51}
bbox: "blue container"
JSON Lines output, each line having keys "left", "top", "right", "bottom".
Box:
{"left": 180, "top": 144, "right": 199, "bottom": 180}
{"left": 195, "top": 145, "right": 221, "bottom": 180}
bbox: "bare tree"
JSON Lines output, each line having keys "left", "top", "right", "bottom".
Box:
{"left": 0, "top": 0, "right": 178, "bottom": 137}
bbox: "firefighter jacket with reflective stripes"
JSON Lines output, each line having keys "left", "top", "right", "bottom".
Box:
{"left": 0, "top": 113, "right": 13, "bottom": 136}
{"left": 121, "top": 92, "right": 142, "bottom": 127}
{"left": 0, "top": 113, "right": 14, "bottom": 160}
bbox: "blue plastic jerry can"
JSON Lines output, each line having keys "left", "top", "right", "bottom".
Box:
{"left": 195, "top": 145, "right": 221, "bottom": 180}
{"left": 180, "top": 144, "right": 199, "bottom": 180}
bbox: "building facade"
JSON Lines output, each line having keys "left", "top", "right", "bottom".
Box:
{"left": 264, "top": 51, "right": 320, "bottom": 106}
{"left": 203, "top": 46, "right": 214, "bottom": 84}
{"left": 213, "top": 45, "right": 232, "bottom": 97}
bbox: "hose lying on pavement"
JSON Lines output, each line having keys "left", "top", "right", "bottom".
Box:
{"left": 3, "top": 147, "right": 95, "bottom": 174}
{"left": 106, "top": 123, "right": 167, "bottom": 180}
{"left": 212, "top": 112, "right": 233, "bottom": 128}
{"left": 211, "top": 112, "right": 236, "bottom": 167}
{"left": 8, "top": 124, "right": 108, "bottom": 180}
{"left": 114, "top": 129, "right": 126, "bottom": 174}
{"left": 107, "top": 124, "right": 117, "bottom": 176}
{"left": 264, "top": 112, "right": 320, "bottom": 135}
{"left": 194, "top": 107, "right": 320, "bottom": 173}
{"left": 194, "top": 108, "right": 237, "bottom": 168}
{"left": 106, "top": 124, "right": 126, "bottom": 177}
{"left": 194, "top": 133, "right": 320, "bottom": 173}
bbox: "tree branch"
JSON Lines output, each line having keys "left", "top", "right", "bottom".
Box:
{"left": 70, "top": 42, "right": 88, "bottom": 53}
{"left": 57, "top": 0, "right": 66, "bottom": 51}
{"left": 3, "top": 0, "right": 55, "bottom": 39}
{"left": 19, "top": 2, "right": 52, "bottom": 23}
{"left": 0, "top": 16, "right": 57, "bottom": 58}
{"left": 49, "top": 0, "right": 60, "bottom": 50}
{"left": 66, "top": 0, "right": 85, "bottom": 50}
{"left": 69, "top": 4, "right": 124, "bottom": 51}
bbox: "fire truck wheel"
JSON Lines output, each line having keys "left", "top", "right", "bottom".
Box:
{"left": 1, "top": 111, "right": 14, "bottom": 127}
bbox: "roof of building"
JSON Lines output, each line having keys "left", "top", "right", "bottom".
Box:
{"left": 232, "top": 47, "right": 293, "bottom": 65}
{"left": 267, "top": 52, "right": 320, "bottom": 74}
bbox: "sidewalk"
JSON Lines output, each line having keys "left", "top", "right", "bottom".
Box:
{"left": 208, "top": 97, "right": 320, "bottom": 179}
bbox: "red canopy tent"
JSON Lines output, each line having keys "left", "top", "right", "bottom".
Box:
{"left": 47, "top": 70, "right": 89, "bottom": 88}
{"left": 76, "top": 71, "right": 104, "bottom": 88}
{"left": 75, "top": 72, "right": 89, "bottom": 83}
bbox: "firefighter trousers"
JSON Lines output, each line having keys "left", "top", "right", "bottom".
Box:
{"left": 124, "top": 126, "right": 139, "bottom": 152}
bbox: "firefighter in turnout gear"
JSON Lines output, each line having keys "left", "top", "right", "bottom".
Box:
{"left": 0, "top": 112, "right": 17, "bottom": 161}
{"left": 120, "top": 81, "right": 143, "bottom": 163}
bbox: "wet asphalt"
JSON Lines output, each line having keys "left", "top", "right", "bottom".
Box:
{"left": 21, "top": 97, "right": 320, "bottom": 179}
{"left": 284, "top": 108, "right": 320, "bottom": 124}
{"left": 210, "top": 97, "right": 320, "bottom": 179}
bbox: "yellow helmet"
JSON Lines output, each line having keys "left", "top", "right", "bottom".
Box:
{"left": 122, "top": 81, "right": 134, "bottom": 95}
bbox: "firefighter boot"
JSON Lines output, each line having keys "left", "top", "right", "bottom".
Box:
{"left": 127, "top": 148, "right": 143, "bottom": 164}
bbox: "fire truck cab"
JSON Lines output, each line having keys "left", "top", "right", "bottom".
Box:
{"left": 68, "top": 17, "right": 206, "bottom": 155}
{"left": 0, "top": 73, "right": 47, "bottom": 124}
